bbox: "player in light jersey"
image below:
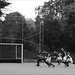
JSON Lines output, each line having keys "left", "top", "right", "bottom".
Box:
{"left": 46, "top": 53, "right": 55, "bottom": 67}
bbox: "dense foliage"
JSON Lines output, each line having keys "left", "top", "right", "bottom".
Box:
{"left": 35, "top": 0, "right": 75, "bottom": 52}
{"left": 0, "top": 0, "right": 10, "bottom": 17}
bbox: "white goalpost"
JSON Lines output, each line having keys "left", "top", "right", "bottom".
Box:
{"left": 0, "top": 43, "right": 23, "bottom": 63}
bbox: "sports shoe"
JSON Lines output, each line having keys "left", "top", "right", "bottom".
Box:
{"left": 52, "top": 65, "right": 55, "bottom": 68}
{"left": 36, "top": 64, "right": 39, "bottom": 67}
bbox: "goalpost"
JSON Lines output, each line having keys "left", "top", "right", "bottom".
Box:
{"left": 0, "top": 43, "right": 23, "bottom": 63}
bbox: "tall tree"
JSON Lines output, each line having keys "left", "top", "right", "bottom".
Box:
{"left": 2, "top": 12, "right": 26, "bottom": 43}
{"left": 35, "top": 0, "right": 75, "bottom": 51}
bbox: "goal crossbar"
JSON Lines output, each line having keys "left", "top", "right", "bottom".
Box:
{"left": 0, "top": 43, "right": 23, "bottom": 45}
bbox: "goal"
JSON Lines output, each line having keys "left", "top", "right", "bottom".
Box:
{"left": 0, "top": 43, "right": 23, "bottom": 63}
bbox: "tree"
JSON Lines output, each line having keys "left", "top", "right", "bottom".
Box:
{"left": 0, "top": 0, "right": 11, "bottom": 17}
{"left": 35, "top": 0, "right": 75, "bottom": 21}
{"left": 35, "top": 0, "right": 75, "bottom": 51}
{"left": 2, "top": 12, "right": 26, "bottom": 43}
{"left": 25, "top": 18, "right": 36, "bottom": 37}
{"left": 44, "top": 19, "right": 62, "bottom": 51}
{"left": 2, "top": 12, "right": 36, "bottom": 44}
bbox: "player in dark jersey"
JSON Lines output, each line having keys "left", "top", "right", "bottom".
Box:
{"left": 36, "top": 51, "right": 49, "bottom": 66}
{"left": 36, "top": 51, "right": 55, "bottom": 67}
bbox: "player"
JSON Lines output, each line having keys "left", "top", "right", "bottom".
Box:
{"left": 46, "top": 53, "right": 55, "bottom": 67}
{"left": 63, "top": 52, "right": 73, "bottom": 67}
{"left": 54, "top": 51, "right": 62, "bottom": 65}
{"left": 36, "top": 51, "right": 51, "bottom": 67}
{"left": 66, "top": 52, "right": 73, "bottom": 63}
{"left": 61, "top": 48, "right": 66, "bottom": 58}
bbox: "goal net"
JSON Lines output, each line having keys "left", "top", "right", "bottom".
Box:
{"left": 0, "top": 43, "right": 23, "bottom": 63}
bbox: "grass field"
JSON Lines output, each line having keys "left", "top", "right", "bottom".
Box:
{"left": 0, "top": 63, "right": 75, "bottom": 75}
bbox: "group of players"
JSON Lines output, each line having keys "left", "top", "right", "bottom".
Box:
{"left": 36, "top": 48, "right": 73, "bottom": 68}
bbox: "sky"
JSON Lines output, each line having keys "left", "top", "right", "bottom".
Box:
{"left": 8, "top": 0, "right": 49, "bottom": 20}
